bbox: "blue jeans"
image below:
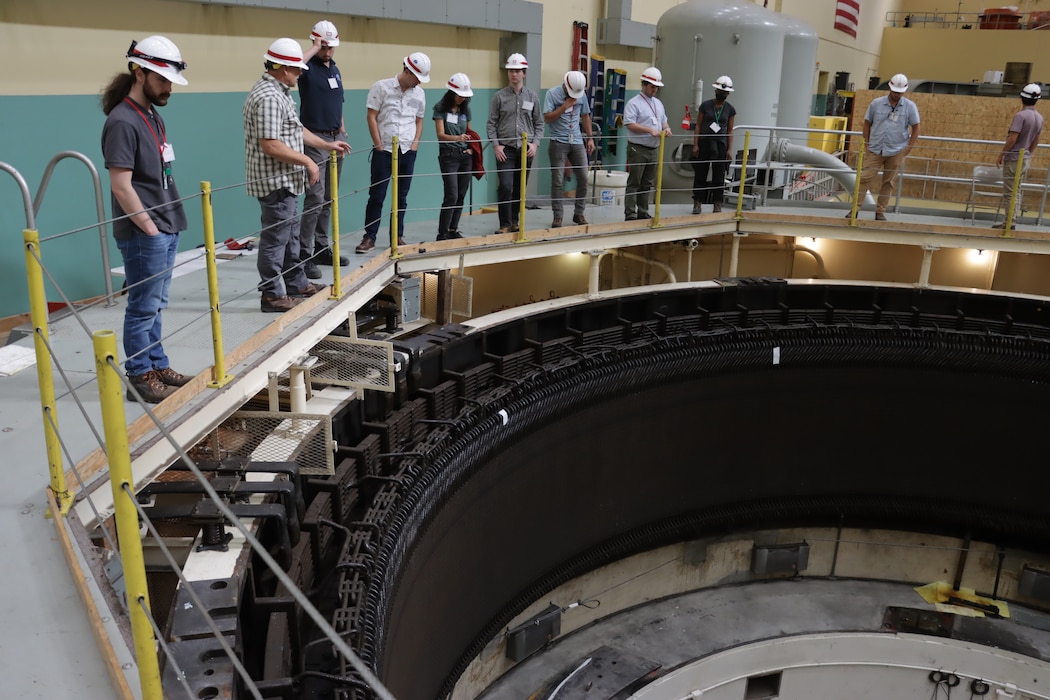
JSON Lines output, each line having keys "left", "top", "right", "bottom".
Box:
{"left": 257, "top": 188, "right": 308, "bottom": 296}
{"left": 116, "top": 231, "right": 179, "bottom": 376}
{"left": 438, "top": 149, "right": 472, "bottom": 236}
{"left": 364, "top": 148, "right": 417, "bottom": 242}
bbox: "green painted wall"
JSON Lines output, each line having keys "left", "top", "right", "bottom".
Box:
{"left": 0, "top": 87, "right": 632, "bottom": 320}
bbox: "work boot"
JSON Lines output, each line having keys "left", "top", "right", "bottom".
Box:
{"left": 261, "top": 294, "right": 303, "bottom": 313}
{"left": 355, "top": 237, "right": 376, "bottom": 254}
{"left": 315, "top": 247, "right": 350, "bottom": 266}
{"left": 572, "top": 214, "right": 589, "bottom": 225}
{"left": 154, "top": 367, "right": 192, "bottom": 387}
{"left": 126, "top": 370, "right": 176, "bottom": 403}
{"left": 712, "top": 202, "right": 722, "bottom": 213}
{"left": 304, "top": 261, "right": 322, "bottom": 279}
{"left": 290, "top": 282, "right": 326, "bottom": 297}
{"left": 691, "top": 202, "right": 702, "bottom": 215}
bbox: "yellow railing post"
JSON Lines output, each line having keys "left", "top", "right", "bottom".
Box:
{"left": 23, "top": 228, "right": 71, "bottom": 514}
{"left": 847, "top": 139, "right": 865, "bottom": 224}
{"left": 200, "top": 181, "right": 232, "bottom": 388}
{"left": 515, "top": 131, "right": 528, "bottom": 242}
{"left": 329, "top": 150, "right": 344, "bottom": 299}
{"left": 390, "top": 136, "right": 401, "bottom": 258}
{"left": 735, "top": 131, "right": 751, "bottom": 220}
{"left": 651, "top": 131, "right": 665, "bottom": 228}
{"left": 1002, "top": 148, "right": 1025, "bottom": 237}
{"left": 93, "top": 330, "right": 163, "bottom": 700}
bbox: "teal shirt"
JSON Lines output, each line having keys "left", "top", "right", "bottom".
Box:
{"left": 433, "top": 103, "right": 472, "bottom": 155}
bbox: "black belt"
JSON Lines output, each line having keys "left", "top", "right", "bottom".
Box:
{"left": 629, "top": 142, "right": 657, "bottom": 149}
{"left": 311, "top": 129, "right": 341, "bottom": 136}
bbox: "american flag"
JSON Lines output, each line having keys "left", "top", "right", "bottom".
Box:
{"left": 835, "top": 0, "right": 860, "bottom": 38}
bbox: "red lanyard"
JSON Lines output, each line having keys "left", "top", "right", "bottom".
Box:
{"left": 642, "top": 95, "right": 660, "bottom": 123}
{"left": 123, "top": 97, "right": 166, "bottom": 155}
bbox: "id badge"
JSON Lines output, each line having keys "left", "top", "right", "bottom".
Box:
{"left": 328, "top": 77, "right": 339, "bottom": 89}
{"left": 522, "top": 100, "right": 534, "bottom": 111}
{"left": 447, "top": 113, "right": 460, "bottom": 125}
{"left": 162, "top": 143, "right": 175, "bottom": 162}
{"left": 889, "top": 112, "right": 899, "bottom": 123}
{"left": 709, "top": 122, "right": 721, "bottom": 133}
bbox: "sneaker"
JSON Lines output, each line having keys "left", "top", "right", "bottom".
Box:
{"left": 625, "top": 213, "right": 638, "bottom": 221}
{"left": 874, "top": 212, "right": 887, "bottom": 221}
{"left": 447, "top": 230, "right": 464, "bottom": 239}
{"left": 127, "top": 370, "right": 176, "bottom": 403}
{"left": 154, "top": 367, "right": 192, "bottom": 387}
{"left": 261, "top": 294, "right": 303, "bottom": 313}
{"left": 572, "top": 214, "right": 589, "bottom": 225}
{"left": 355, "top": 237, "right": 376, "bottom": 254}
{"left": 992, "top": 222, "right": 1007, "bottom": 229}
{"left": 315, "top": 248, "right": 349, "bottom": 266}
{"left": 495, "top": 226, "right": 511, "bottom": 234}
{"left": 691, "top": 202, "right": 702, "bottom": 215}
{"left": 712, "top": 202, "right": 722, "bottom": 213}
{"left": 290, "top": 282, "right": 325, "bottom": 297}
{"left": 304, "top": 261, "right": 322, "bottom": 279}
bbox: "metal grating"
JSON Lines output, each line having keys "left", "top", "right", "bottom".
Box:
{"left": 422, "top": 271, "right": 440, "bottom": 321}
{"left": 193, "top": 411, "right": 334, "bottom": 476}
{"left": 450, "top": 273, "right": 473, "bottom": 319}
{"left": 308, "top": 335, "right": 395, "bottom": 392}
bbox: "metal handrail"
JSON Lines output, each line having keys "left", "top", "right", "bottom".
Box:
{"left": 32, "top": 151, "right": 116, "bottom": 306}
{"left": 1, "top": 161, "right": 36, "bottom": 230}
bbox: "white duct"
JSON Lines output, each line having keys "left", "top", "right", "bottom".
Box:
{"left": 768, "top": 138, "right": 875, "bottom": 206}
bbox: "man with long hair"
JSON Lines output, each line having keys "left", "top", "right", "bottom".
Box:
{"left": 101, "top": 35, "right": 192, "bottom": 403}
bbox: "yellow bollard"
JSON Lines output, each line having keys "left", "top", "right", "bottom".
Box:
{"left": 735, "top": 131, "right": 751, "bottom": 220}
{"left": 23, "top": 229, "right": 71, "bottom": 515}
{"left": 515, "top": 132, "right": 528, "bottom": 242}
{"left": 390, "top": 136, "right": 402, "bottom": 258}
{"left": 329, "top": 150, "right": 344, "bottom": 298}
{"left": 1002, "top": 148, "right": 1025, "bottom": 237}
{"left": 847, "top": 139, "right": 865, "bottom": 224}
{"left": 200, "top": 182, "right": 232, "bottom": 388}
{"left": 651, "top": 132, "right": 665, "bottom": 228}
{"left": 93, "top": 330, "right": 164, "bottom": 700}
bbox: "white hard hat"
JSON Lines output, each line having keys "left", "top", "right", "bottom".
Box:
{"left": 403, "top": 52, "right": 431, "bottom": 83}
{"left": 504, "top": 53, "right": 528, "bottom": 70}
{"left": 640, "top": 67, "right": 664, "bottom": 87}
{"left": 888, "top": 73, "right": 909, "bottom": 93}
{"left": 447, "top": 72, "right": 473, "bottom": 97}
{"left": 265, "top": 38, "right": 309, "bottom": 70}
{"left": 713, "top": 75, "right": 734, "bottom": 92}
{"left": 564, "top": 71, "right": 587, "bottom": 99}
{"left": 1021, "top": 83, "right": 1042, "bottom": 100}
{"left": 310, "top": 20, "right": 340, "bottom": 47}
{"left": 127, "top": 35, "right": 188, "bottom": 86}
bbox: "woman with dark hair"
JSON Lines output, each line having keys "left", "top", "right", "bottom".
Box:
{"left": 433, "top": 73, "right": 474, "bottom": 240}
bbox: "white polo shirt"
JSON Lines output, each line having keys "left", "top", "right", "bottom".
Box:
{"left": 366, "top": 76, "right": 426, "bottom": 154}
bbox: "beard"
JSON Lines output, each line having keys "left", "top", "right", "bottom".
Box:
{"left": 144, "top": 77, "right": 171, "bottom": 107}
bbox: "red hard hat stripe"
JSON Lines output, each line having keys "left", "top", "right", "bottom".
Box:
{"left": 267, "top": 50, "right": 302, "bottom": 63}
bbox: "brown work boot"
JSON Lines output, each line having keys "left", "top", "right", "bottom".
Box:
{"left": 355, "top": 237, "right": 376, "bottom": 254}
{"left": 572, "top": 214, "right": 589, "bottom": 225}
{"left": 154, "top": 367, "right": 192, "bottom": 387}
{"left": 291, "top": 282, "right": 326, "bottom": 297}
{"left": 261, "top": 294, "right": 303, "bottom": 313}
{"left": 712, "top": 202, "right": 722, "bottom": 213}
{"left": 126, "top": 370, "right": 177, "bottom": 403}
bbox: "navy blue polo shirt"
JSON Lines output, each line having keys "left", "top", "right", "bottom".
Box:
{"left": 298, "top": 55, "right": 344, "bottom": 133}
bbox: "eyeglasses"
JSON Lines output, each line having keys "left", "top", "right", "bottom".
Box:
{"left": 127, "top": 41, "right": 188, "bottom": 72}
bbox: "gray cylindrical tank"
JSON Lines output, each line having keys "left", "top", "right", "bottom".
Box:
{"left": 778, "top": 15, "right": 819, "bottom": 146}
{"left": 655, "top": 0, "right": 790, "bottom": 200}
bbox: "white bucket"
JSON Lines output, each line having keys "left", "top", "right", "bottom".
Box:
{"left": 591, "top": 170, "right": 629, "bottom": 206}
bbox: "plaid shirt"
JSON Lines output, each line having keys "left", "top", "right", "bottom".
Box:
{"left": 243, "top": 73, "right": 306, "bottom": 197}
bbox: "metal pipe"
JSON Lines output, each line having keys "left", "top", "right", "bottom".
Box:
{"left": 609, "top": 249, "right": 677, "bottom": 283}
{"left": 32, "top": 151, "right": 115, "bottom": 305}
{"left": 919, "top": 245, "right": 937, "bottom": 288}
{"left": 768, "top": 138, "right": 876, "bottom": 207}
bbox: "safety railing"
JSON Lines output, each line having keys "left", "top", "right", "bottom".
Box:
{"left": 10, "top": 122, "right": 1050, "bottom": 698}
{"left": 885, "top": 10, "right": 1050, "bottom": 30}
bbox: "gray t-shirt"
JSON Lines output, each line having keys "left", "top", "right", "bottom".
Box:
{"left": 101, "top": 98, "right": 187, "bottom": 240}
{"left": 1004, "top": 106, "right": 1044, "bottom": 162}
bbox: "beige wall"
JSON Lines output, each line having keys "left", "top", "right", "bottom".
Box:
{"left": 881, "top": 26, "right": 1050, "bottom": 84}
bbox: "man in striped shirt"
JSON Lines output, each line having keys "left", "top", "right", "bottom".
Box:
{"left": 244, "top": 38, "right": 350, "bottom": 312}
